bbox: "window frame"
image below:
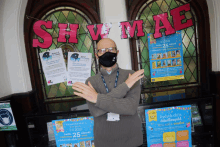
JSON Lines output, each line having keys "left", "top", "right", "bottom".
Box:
{"left": 24, "top": 0, "right": 101, "bottom": 113}
{"left": 125, "top": 0, "right": 212, "bottom": 98}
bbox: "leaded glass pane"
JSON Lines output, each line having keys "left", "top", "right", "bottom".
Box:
{"left": 33, "top": 7, "right": 97, "bottom": 101}
{"left": 136, "top": 0, "right": 200, "bottom": 95}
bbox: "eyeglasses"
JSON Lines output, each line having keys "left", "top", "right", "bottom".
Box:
{"left": 96, "top": 47, "right": 117, "bottom": 54}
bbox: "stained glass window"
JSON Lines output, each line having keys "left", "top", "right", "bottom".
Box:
{"left": 33, "top": 7, "right": 98, "bottom": 112}
{"left": 135, "top": 0, "right": 200, "bottom": 103}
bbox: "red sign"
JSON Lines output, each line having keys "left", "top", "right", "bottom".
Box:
{"left": 32, "top": 4, "right": 193, "bottom": 48}
{"left": 153, "top": 3, "right": 193, "bottom": 38}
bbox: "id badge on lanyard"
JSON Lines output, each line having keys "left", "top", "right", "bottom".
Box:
{"left": 101, "top": 69, "right": 120, "bottom": 121}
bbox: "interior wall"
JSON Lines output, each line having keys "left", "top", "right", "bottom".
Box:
{"left": 99, "top": 0, "right": 132, "bottom": 70}
{"left": 0, "top": 0, "right": 12, "bottom": 98}
{"left": 207, "top": 0, "right": 219, "bottom": 71}
{"left": 0, "top": 0, "right": 31, "bottom": 98}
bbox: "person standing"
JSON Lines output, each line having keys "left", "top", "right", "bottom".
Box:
{"left": 72, "top": 38, "right": 144, "bottom": 147}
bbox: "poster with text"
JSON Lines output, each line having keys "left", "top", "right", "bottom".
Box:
{"left": 145, "top": 105, "right": 192, "bottom": 147}
{"left": 0, "top": 103, "right": 17, "bottom": 131}
{"left": 39, "top": 48, "right": 67, "bottom": 86}
{"left": 52, "top": 117, "right": 94, "bottom": 147}
{"left": 148, "top": 31, "right": 184, "bottom": 82}
{"left": 67, "top": 52, "right": 92, "bottom": 86}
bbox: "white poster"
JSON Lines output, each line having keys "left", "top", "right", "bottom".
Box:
{"left": 67, "top": 52, "right": 92, "bottom": 86}
{"left": 0, "top": 103, "right": 17, "bottom": 131}
{"left": 39, "top": 48, "right": 67, "bottom": 86}
{"left": 47, "top": 122, "right": 55, "bottom": 141}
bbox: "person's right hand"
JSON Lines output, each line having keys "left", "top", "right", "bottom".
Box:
{"left": 125, "top": 69, "right": 145, "bottom": 88}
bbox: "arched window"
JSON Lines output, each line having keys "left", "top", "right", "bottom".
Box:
{"left": 24, "top": 0, "right": 100, "bottom": 112}
{"left": 126, "top": 0, "right": 211, "bottom": 103}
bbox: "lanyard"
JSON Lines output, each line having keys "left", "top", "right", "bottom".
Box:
{"left": 101, "top": 69, "right": 119, "bottom": 93}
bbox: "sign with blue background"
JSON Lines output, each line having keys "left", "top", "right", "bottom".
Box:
{"left": 52, "top": 117, "right": 94, "bottom": 147}
{"left": 145, "top": 105, "right": 192, "bottom": 147}
{"left": 148, "top": 31, "right": 184, "bottom": 82}
{"left": 152, "top": 89, "right": 185, "bottom": 103}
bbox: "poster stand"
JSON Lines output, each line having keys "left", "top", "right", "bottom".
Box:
{"left": 25, "top": 110, "right": 91, "bottom": 147}
{"left": 137, "top": 95, "right": 216, "bottom": 147}
{"left": 24, "top": 95, "right": 216, "bottom": 147}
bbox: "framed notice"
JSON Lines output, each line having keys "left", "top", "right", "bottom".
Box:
{"left": 0, "top": 102, "right": 17, "bottom": 131}
{"left": 148, "top": 31, "right": 184, "bottom": 82}
{"left": 145, "top": 105, "right": 192, "bottom": 147}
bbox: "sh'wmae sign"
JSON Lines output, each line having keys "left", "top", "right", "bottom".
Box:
{"left": 32, "top": 4, "right": 193, "bottom": 49}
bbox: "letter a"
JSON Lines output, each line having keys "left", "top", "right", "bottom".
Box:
{"left": 153, "top": 13, "right": 175, "bottom": 39}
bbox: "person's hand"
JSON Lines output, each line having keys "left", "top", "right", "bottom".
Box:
{"left": 72, "top": 81, "right": 98, "bottom": 103}
{"left": 125, "top": 69, "right": 144, "bottom": 88}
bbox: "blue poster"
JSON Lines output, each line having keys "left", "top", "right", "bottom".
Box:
{"left": 52, "top": 117, "right": 94, "bottom": 147}
{"left": 153, "top": 89, "right": 185, "bottom": 102}
{"left": 145, "top": 105, "right": 192, "bottom": 147}
{"left": 148, "top": 31, "right": 184, "bottom": 82}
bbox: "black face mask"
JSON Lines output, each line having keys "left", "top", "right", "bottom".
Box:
{"left": 98, "top": 52, "right": 117, "bottom": 67}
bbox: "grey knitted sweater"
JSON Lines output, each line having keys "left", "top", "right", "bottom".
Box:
{"left": 85, "top": 64, "right": 143, "bottom": 147}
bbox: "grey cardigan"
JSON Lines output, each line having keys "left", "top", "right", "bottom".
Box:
{"left": 85, "top": 64, "right": 143, "bottom": 147}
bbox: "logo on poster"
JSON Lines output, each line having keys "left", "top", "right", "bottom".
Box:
{"left": 71, "top": 53, "right": 80, "bottom": 62}
{"left": 48, "top": 80, "right": 53, "bottom": 84}
{"left": 68, "top": 81, "right": 73, "bottom": 84}
{"left": 42, "top": 52, "right": 52, "bottom": 61}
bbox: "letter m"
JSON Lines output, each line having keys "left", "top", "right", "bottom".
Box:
{"left": 120, "top": 20, "right": 145, "bottom": 39}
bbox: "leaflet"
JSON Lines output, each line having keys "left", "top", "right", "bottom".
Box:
{"left": 39, "top": 48, "right": 67, "bottom": 86}
{"left": 67, "top": 52, "right": 92, "bottom": 86}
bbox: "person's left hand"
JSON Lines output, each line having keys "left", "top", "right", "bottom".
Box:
{"left": 72, "top": 81, "right": 98, "bottom": 103}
